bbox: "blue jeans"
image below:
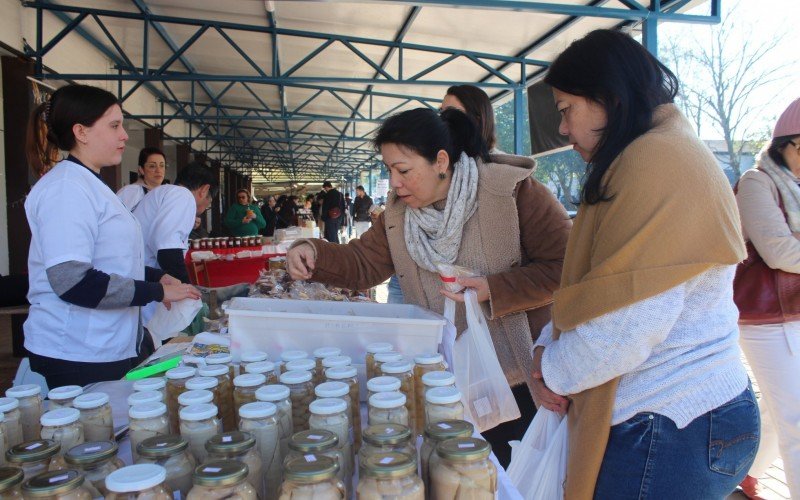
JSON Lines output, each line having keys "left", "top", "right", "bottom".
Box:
{"left": 387, "top": 275, "right": 405, "bottom": 304}
{"left": 594, "top": 385, "right": 760, "bottom": 499}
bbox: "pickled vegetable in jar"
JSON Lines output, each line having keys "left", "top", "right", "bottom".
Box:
{"left": 21, "top": 469, "right": 91, "bottom": 500}
{"left": 233, "top": 374, "right": 266, "bottom": 416}
{"left": 238, "top": 402, "right": 281, "bottom": 500}
{"left": 64, "top": 441, "right": 123, "bottom": 497}
{"left": 431, "top": 437, "right": 496, "bottom": 500}
{"left": 178, "top": 390, "right": 214, "bottom": 409}
{"left": 127, "top": 390, "right": 163, "bottom": 407}
{"left": 244, "top": 361, "right": 278, "bottom": 384}
{"left": 128, "top": 402, "right": 169, "bottom": 463}
{"left": 368, "top": 392, "right": 408, "bottom": 427}
{"left": 5, "top": 386, "right": 42, "bottom": 443}
{"left": 308, "top": 398, "right": 352, "bottom": 497}
{"left": 279, "top": 350, "right": 309, "bottom": 374}
{"left": 285, "top": 431, "right": 345, "bottom": 496}
{"left": 380, "top": 360, "right": 417, "bottom": 434}
{"left": 424, "top": 387, "right": 464, "bottom": 427}
{"left": 0, "top": 398, "right": 24, "bottom": 448}
{"left": 72, "top": 393, "right": 113, "bottom": 443}
{"left": 312, "top": 348, "right": 341, "bottom": 385}
{"left": 419, "top": 419, "right": 473, "bottom": 498}
{"left": 5, "top": 439, "right": 59, "bottom": 480}
{"left": 279, "top": 371, "right": 314, "bottom": 432}
{"left": 205, "top": 432, "right": 262, "bottom": 498}
{"left": 412, "top": 354, "right": 446, "bottom": 433}
{"left": 178, "top": 404, "right": 221, "bottom": 465}
{"left": 364, "top": 343, "right": 393, "bottom": 381}
{"left": 46, "top": 386, "right": 83, "bottom": 411}
{"left": 357, "top": 452, "right": 423, "bottom": 500}
{"left": 366, "top": 377, "right": 401, "bottom": 400}
{"left": 324, "top": 366, "right": 361, "bottom": 452}
{"left": 240, "top": 351, "right": 269, "bottom": 365}
{"left": 0, "top": 466, "right": 23, "bottom": 499}
{"left": 359, "top": 424, "right": 415, "bottom": 477}
{"left": 39, "top": 409, "right": 83, "bottom": 457}
{"left": 0, "top": 414, "right": 7, "bottom": 466}
{"left": 105, "top": 463, "right": 172, "bottom": 500}
{"left": 255, "top": 385, "right": 293, "bottom": 460}
{"left": 196, "top": 365, "right": 235, "bottom": 432}
{"left": 136, "top": 435, "right": 195, "bottom": 498}
{"left": 280, "top": 455, "right": 344, "bottom": 500}
{"left": 187, "top": 460, "right": 256, "bottom": 500}
{"left": 132, "top": 378, "right": 167, "bottom": 403}
{"left": 165, "top": 366, "right": 197, "bottom": 434}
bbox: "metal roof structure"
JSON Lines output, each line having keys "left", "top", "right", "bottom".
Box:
{"left": 25, "top": 0, "right": 720, "bottom": 185}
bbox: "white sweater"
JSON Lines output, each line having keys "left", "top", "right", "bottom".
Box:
{"left": 536, "top": 265, "right": 748, "bottom": 427}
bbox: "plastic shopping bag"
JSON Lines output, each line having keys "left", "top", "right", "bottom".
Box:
{"left": 145, "top": 298, "right": 202, "bottom": 341}
{"left": 452, "top": 290, "right": 521, "bottom": 432}
{"left": 507, "top": 408, "right": 568, "bottom": 500}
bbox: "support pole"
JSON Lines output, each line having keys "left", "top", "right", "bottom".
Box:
{"left": 642, "top": 1, "right": 660, "bottom": 57}
{"left": 513, "top": 86, "right": 525, "bottom": 155}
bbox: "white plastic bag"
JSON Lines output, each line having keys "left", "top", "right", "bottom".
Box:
{"left": 452, "top": 290, "right": 521, "bottom": 432}
{"left": 145, "top": 298, "right": 202, "bottom": 341}
{"left": 507, "top": 408, "right": 568, "bottom": 500}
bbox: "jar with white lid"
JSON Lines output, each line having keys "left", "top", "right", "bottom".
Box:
{"left": 366, "top": 377, "right": 401, "bottom": 400}
{"left": 321, "top": 356, "right": 351, "bottom": 372}
{"left": 0, "top": 466, "right": 23, "bottom": 499}
{"left": 46, "top": 386, "right": 83, "bottom": 411}
{"left": 0, "top": 398, "right": 23, "bottom": 448}
{"left": 279, "top": 350, "right": 309, "bottom": 374}
{"left": 39, "top": 409, "right": 83, "bottom": 458}
{"left": 365, "top": 343, "right": 393, "bottom": 381}
{"left": 105, "top": 463, "right": 172, "bottom": 500}
{"left": 373, "top": 352, "right": 403, "bottom": 376}
{"left": 424, "top": 387, "right": 464, "bottom": 427}
{"left": 132, "top": 378, "right": 167, "bottom": 403}
{"left": 244, "top": 361, "right": 278, "bottom": 384}
{"left": 430, "top": 437, "right": 496, "bottom": 500}
{"left": 357, "top": 452, "right": 423, "bottom": 500}
{"left": 380, "top": 361, "right": 416, "bottom": 434}
{"left": 312, "top": 348, "right": 341, "bottom": 384}
{"left": 5, "top": 439, "right": 59, "bottom": 480}
{"left": 129, "top": 402, "right": 169, "bottom": 463}
{"left": 308, "top": 399, "right": 352, "bottom": 495}
{"left": 136, "top": 435, "right": 195, "bottom": 497}
{"left": 240, "top": 351, "right": 269, "bottom": 365}
{"left": 178, "top": 390, "right": 214, "bottom": 409}
{"left": 233, "top": 374, "right": 266, "bottom": 414}
{"left": 412, "top": 354, "right": 446, "bottom": 432}
{"left": 313, "top": 384, "right": 354, "bottom": 459}
{"left": 284, "top": 359, "right": 316, "bottom": 375}
{"left": 196, "top": 365, "right": 235, "bottom": 432}
{"left": 64, "top": 441, "right": 124, "bottom": 497}
{"left": 20, "top": 469, "right": 91, "bottom": 500}
{"left": 184, "top": 377, "right": 222, "bottom": 423}
{"left": 279, "top": 371, "right": 313, "bottom": 432}
{"left": 420, "top": 371, "right": 456, "bottom": 397}
{"left": 72, "top": 393, "right": 113, "bottom": 442}
{"left": 205, "top": 432, "right": 262, "bottom": 498}
{"left": 179, "top": 404, "right": 221, "bottom": 464}
{"left": 280, "top": 455, "right": 345, "bottom": 500}
{"left": 0, "top": 414, "right": 6, "bottom": 466}
{"left": 238, "top": 402, "right": 281, "bottom": 500}
{"left": 285, "top": 431, "right": 346, "bottom": 496}
{"left": 255, "top": 386, "right": 292, "bottom": 459}
{"left": 127, "top": 391, "right": 163, "bottom": 408}
{"left": 368, "top": 392, "right": 408, "bottom": 427}
{"left": 358, "top": 424, "right": 415, "bottom": 477}
{"left": 165, "top": 366, "right": 197, "bottom": 433}
{"left": 204, "top": 353, "right": 236, "bottom": 381}
{"left": 420, "top": 419, "right": 473, "bottom": 497}
{"left": 186, "top": 460, "right": 256, "bottom": 500}
{"left": 324, "top": 367, "right": 361, "bottom": 451}
{"left": 5, "top": 386, "right": 42, "bottom": 443}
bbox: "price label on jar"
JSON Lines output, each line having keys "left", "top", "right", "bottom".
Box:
{"left": 203, "top": 467, "right": 222, "bottom": 473}
{"left": 25, "top": 442, "right": 43, "bottom": 450}
{"left": 222, "top": 435, "right": 233, "bottom": 442}
{"left": 457, "top": 443, "right": 476, "bottom": 449}
{"left": 307, "top": 434, "right": 323, "bottom": 440}
{"left": 380, "top": 457, "right": 395, "bottom": 464}
{"left": 85, "top": 446, "right": 102, "bottom": 452}
{"left": 437, "top": 423, "right": 452, "bottom": 429}
{"left": 48, "top": 475, "right": 69, "bottom": 483}
{"left": 304, "top": 454, "right": 317, "bottom": 462}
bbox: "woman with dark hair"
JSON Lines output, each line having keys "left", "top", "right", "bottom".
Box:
{"left": 735, "top": 98, "right": 800, "bottom": 498}
{"left": 24, "top": 84, "right": 200, "bottom": 387}
{"left": 260, "top": 195, "right": 278, "bottom": 236}
{"left": 441, "top": 84, "right": 498, "bottom": 152}
{"left": 531, "top": 29, "right": 757, "bottom": 498}
{"left": 117, "top": 146, "right": 167, "bottom": 211}
{"left": 224, "top": 188, "right": 266, "bottom": 236}
{"left": 287, "top": 107, "right": 571, "bottom": 465}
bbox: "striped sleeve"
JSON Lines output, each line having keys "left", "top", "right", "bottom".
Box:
{"left": 46, "top": 261, "right": 164, "bottom": 309}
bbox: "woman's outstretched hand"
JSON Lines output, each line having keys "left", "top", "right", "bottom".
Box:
{"left": 287, "top": 243, "right": 316, "bottom": 280}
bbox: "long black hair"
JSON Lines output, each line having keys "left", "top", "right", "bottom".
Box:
{"left": 545, "top": 29, "right": 679, "bottom": 204}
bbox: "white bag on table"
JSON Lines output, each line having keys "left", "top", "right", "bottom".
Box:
{"left": 507, "top": 408, "right": 568, "bottom": 500}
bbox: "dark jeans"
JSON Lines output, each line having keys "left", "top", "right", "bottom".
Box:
{"left": 324, "top": 220, "right": 341, "bottom": 243}
{"left": 29, "top": 352, "right": 137, "bottom": 388}
{"left": 594, "top": 385, "right": 760, "bottom": 499}
{"left": 482, "top": 384, "right": 537, "bottom": 468}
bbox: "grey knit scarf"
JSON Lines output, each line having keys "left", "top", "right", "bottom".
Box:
{"left": 404, "top": 152, "right": 479, "bottom": 272}
{"left": 757, "top": 146, "right": 800, "bottom": 233}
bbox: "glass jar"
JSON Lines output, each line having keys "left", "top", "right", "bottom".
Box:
{"left": 72, "top": 393, "right": 113, "bottom": 443}
{"left": 420, "top": 371, "right": 456, "bottom": 395}
{"left": 178, "top": 390, "right": 214, "bottom": 409}
{"left": 279, "top": 371, "right": 313, "bottom": 432}
{"left": 368, "top": 392, "right": 408, "bottom": 427}
{"left": 413, "top": 354, "right": 446, "bottom": 432}
{"left": 196, "top": 365, "right": 235, "bottom": 432}
{"left": 279, "top": 350, "right": 309, "bottom": 374}
{"left": 204, "top": 353, "right": 237, "bottom": 381}
{"left": 129, "top": 402, "right": 169, "bottom": 463}
{"left": 166, "top": 366, "right": 197, "bottom": 434}
{"left": 136, "top": 435, "right": 195, "bottom": 498}
{"left": 5, "top": 439, "right": 59, "bottom": 480}
{"left": 431, "top": 437, "right": 496, "bottom": 500}
{"left": 132, "top": 378, "right": 167, "bottom": 403}
{"left": 205, "top": 432, "right": 262, "bottom": 498}
{"left": 238, "top": 402, "right": 281, "bottom": 500}
{"left": 280, "top": 455, "right": 344, "bottom": 500}
{"left": 244, "top": 361, "right": 278, "bottom": 384}
{"left": 284, "top": 359, "right": 316, "bottom": 377}
{"left": 420, "top": 420, "right": 473, "bottom": 497}
{"left": 359, "top": 424, "right": 415, "bottom": 477}
{"left": 424, "top": 387, "right": 464, "bottom": 427}
{"left": 240, "top": 351, "right": 269, "bottom": 365}
{"left": 373, "top": 352, "right": 403, "bottom": 376}
{"left": 366, "top": 377, "right": 401, "bottom": 400}
{"left": 184, "top": 377, "right": 222, "bottom": 423}
{"left": 105, "top": 463, "right": 172, "bottom": 500}
{"left": 46, "top": 386, "right": 83, "bottom": 411}
{"left": 364, "top": 343, "right": 393, "bottom": 381}
{"left": 0, "top": 414, "right": 6, "bottom": 466}
{"left": 127, "top": 390, "right": 163, "bottom": 407}
{"left": 20, "top": 469, "right": 91, "bottom": 500}
{"left": 286, "top": 431, "right": 346, "bottom": 496}
{"left": 380, "top": 360, "right": 417, "bottom": 434}
{"left": 255, "top": 386, "right": 292, "bottom": 460}
{"left": 179, "top": 403, "right": 221, "bottom": 465}
{"left": 308, "top": 399, "right": 352, "bottom": 495}
{"left": 0, "top": 399, "right": 24, "bottom": 448}
{"left": 312, "top": 348, "right": 341, "bottom": 385}
{"left": 64, "top": 441, "right": 124, "bottom": 497}
{"left": 324, "top": 366, "right": 361, "bottom": 451}
{"left": 233, "top": 374, "right": 267, "bottom": 416}
{"left": 321, "top": 356, "right": 351, "bottom": 372}
{"left": 5, "top": 386, "right": 42, "bottom": 443}
{"left": 357, "top": 452, "right": 423, "bottom": 500}
{"left": 39, "top": 409, "right": 84, "bottom": 457}
{"left": 0, "top": 466, "right": 23, "bottom": 499}
{"left": 187, "top": 460, "right": 256, "bottom": 500}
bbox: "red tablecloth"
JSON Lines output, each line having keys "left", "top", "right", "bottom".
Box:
{"left": 185, "top": 247, "right": 284, "bottom": 287}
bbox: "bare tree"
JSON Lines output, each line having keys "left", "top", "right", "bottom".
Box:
{"left": 534, "top": 149, "right": 585, "bottom": 211}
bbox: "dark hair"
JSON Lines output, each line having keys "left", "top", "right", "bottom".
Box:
{"left": 174, "top": 161, "right": 219, "bottom": 197}
{"left": 445, "top": 85, "right": 496, "bottom": 150}
{"left": 768, "top": 135, "right": 800, "bottom": 168}
{"left": 138, "top": 147, "right": 165, "bottom": 168}
{"left": 545, "top": 29, "right": 679, "bottom": 204}
{"left": 236, "top": 189, "right": 250, "bottom": 202}
{"left": 356, "top": 185, "right": 365, "bottom": 192}
{"left": 26, "top": 84, "right": 119, "bottom": 177}
{"left": 373, "top": 108, "right": 489, "bottom": 168}
{"left": 322, "top": 181, "right": 333, "bottom": 188}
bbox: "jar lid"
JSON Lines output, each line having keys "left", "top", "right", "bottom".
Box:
{"left": 325, "top": 366, "right": 357, "bottom": 380}
{"left": 240, "top": 350, "right": 269, "bottom": 363}
{"left": 436, "top": 437, "right": 491, "bottom": 461}
{"left": 179, "top": 403, "right": 218, "bottom": 422}
{"left": 105, "top": 464, "right": 167, "bottom": 492}
{"left": 205, "top": 431, "right": 256, "bottom": 455}
{"left": 133, "top": 378, "right": 166, "bottom": 392}
{"left": 234, "top": 373, "right": 266, "bottom": 388}
{"left": 71, "top": 392, "right": 109, "bottom": 410}
{"left": 369, "top": 391, "right": 406, "bottom": 409}
{"left": 283, "top": 455, "right": 338, "bottom": 483}
{"left": 47, "top": 385, "right": 82, "bottom": 401}
{"left": 362, "top": 452, "right": 417, "bottom": 478}
{"left": 314, "top": 381, "right": 349, "bottom": 399}
{"left": 255, "top": 385, "right": 290, "bottom": 402}
{"left": 6, "top": 440, "right": 60, "bottom": 463}
{"left": 367, "top": 376, "right": 401, "bottom": 393}
{"left": 0, "top": 397, "right": 19, "bottom": 412}
{"left": 279, "top": 370, "right": 312, "bottom": 385}
{"left": 6, "top": 384, "right": 41, "bottom": 398}
{"left": 205, "top": 353, "right": 233, "bottom": 365}
{"left": 313, "top": 347, "right": 341, "bottom": 359}
{"left": 288, "top": 430, "right": 338, "bottom": 452}
{"left": 374, "top": 351, "right": 403, "bottom": 364}
{"left": 185, "top": 376, "right": 218, "bottom": 391}
{"left": 64, "top": 441, "right": 118, "bottom": 465}
{"left": 422, "top": 370, "right": 456, "bottom": 387}
{"left": 137, "top": 435, "right": 189, "bottom": 458}
{"left": 424, "top": 419, "right": 475, "bottom": 440}
{"left": 362, "top": 424, "right": 412, "bottom": 446}
{"left": 381, "top": 360, "right": 413, "bottom": 374}
{"left": 22, "top": 469, "right": 84, "bottom": 496}
{"left": 285, "top": 358, "right": 316, "bottom": 372}
{"left": 127, "top": 390, "right": 163, "bottom": 406}
{"left": 178, "top": 390, "right": 213, "bottom": 406}
{"left": 309, "top": 398, "right": 347, "bottom": 415}
{"left": 366, "top": 342, "right": 393, "bottom": 354}
{"left": 239, "top": 401, "right": 277, "bottom": 419}
{"left": 197, "top": 364, "right": 228, "bottom": 377}
{"left": 280, "top": 350, "right": 308, "bottom": 363}
{"left": 414, "top": 352, "right": 444, "bottom": 365}
{"left": 321, "top": 355, "right": 352, "bottom": 369}
{"left": 192, "top": 461, "right": 249, "bottom": 487}
{"left": 426, "top": 386, "right": 462, "bottom": 405}
{"left": 244, "top": 361, "right": 276, "bottom": 375}
{"left": 129, "top": 402, "right": 167, "bottom": 419}
{"left": 165, "top": 366, "right": 196, "bottom": 380}
{"left": 40, "top": 408, "right": 79, "bottom": 426}
{"left": 0, "top": 467, "right": 23, "bottom": 492}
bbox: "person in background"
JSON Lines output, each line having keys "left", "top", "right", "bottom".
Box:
{"left": 189, "top": 216, "right": 208, "bottom": 240}
{"left": 735, "top": 98, "right": 800, "bottom": 499}
{"left": 23, "top": 84, "right": 199, "bottom": 387}
{"left": 224, "top": 189, "right": 266, "bottom": 237}
{"left": 344, "top": 192, "right": 353, "bottom": 238}
{"left": 352, "top": 185, "right": 374, "bottom": 238}
{"left": 117, "top": 146, "right": 166, "bottom": 211}
{"left": 441, "top": 85, "right": 499, "bottom": 153}
{"left": 298, "top": 195, "right": 315, "bottom": 225}
{"left": 260, "top": 195, "right": 278, "bottom": 237}
{"left": 321, "top": 181, "right": 346, "bottom": 243}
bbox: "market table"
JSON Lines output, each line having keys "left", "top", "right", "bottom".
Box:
{"left": 185, "top": 247, "right": 284, "bottom": 287}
